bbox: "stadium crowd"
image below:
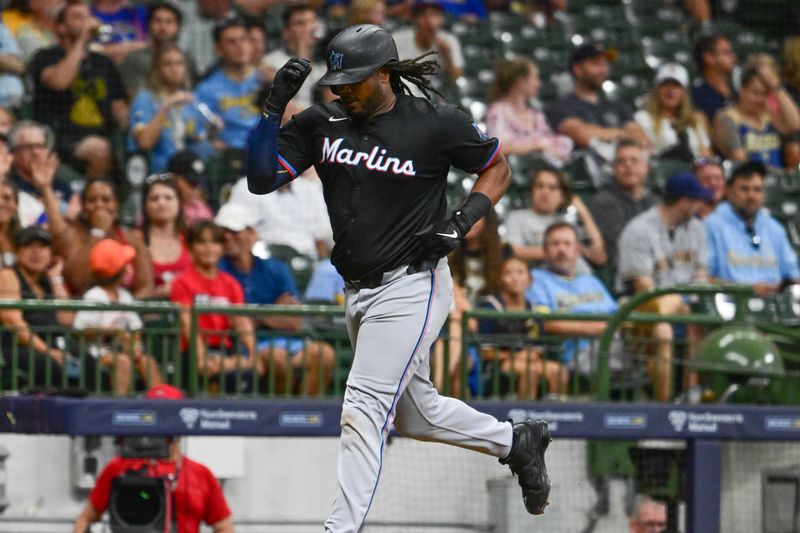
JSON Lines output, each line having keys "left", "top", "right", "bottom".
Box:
{"left": 0, "top": 0, "right": 799, "bottom": 402}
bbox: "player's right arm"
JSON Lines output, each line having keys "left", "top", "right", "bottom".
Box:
{"left": 246, "top": 58, "right": 312, "bottom": 195}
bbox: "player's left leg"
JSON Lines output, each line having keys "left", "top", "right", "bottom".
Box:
{"left": 393, "top": 359, "right": 512, "bottom": 456}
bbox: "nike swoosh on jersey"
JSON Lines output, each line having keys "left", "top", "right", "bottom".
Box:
{"left": 329, "top": 116, "right": 348, "bottom": 122}
{"left": 436, "top": 230, "right": 458, "bottom": 239}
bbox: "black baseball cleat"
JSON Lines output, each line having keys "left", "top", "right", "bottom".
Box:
{"left": 499, "top": 419, "right": 551, "bottom": 515}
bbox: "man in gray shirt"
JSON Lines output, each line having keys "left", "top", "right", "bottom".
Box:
{"left": 615, "top": 171, "right": 711, "bottom": 402}
{"left": 616, "top": 171, "right": 710, "bottom": 294}
{"left": 588, "top": 139, "right": 658, "bottom": 266}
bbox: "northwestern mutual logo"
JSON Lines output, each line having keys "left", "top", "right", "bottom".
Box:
{"left": 329, "top": 51, "right": 344, "bottom": 71}
{"left": 179, "top": 408, "right": 200, "bottom": 429}
{"left": 321, "top": 137, "right": 416, "bottom": 176}
{"left": 668, "top": 410, "right": 688, "bottom": 432}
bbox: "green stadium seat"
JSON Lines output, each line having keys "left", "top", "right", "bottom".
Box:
{"left": 488, "top": 11, "right": 525, "bottom": 33}
{"left": 562, "top": 154, "right": 600, "bottom": 192}
{"left": 267, "top": 244, "right": 315, "bottom": 293}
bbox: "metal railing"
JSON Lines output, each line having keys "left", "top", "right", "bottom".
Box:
{"left": 1, "top": 284, "right": 799, "bottom": 403}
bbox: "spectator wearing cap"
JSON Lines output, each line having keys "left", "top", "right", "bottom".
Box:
{"left": 587, "top": 139, "right": 658, "bottom": 266}
{"left": 545, "top": 42, "right": 650, "bottom": 155}
{"left": 119, "top": 0, "right": 197, "bottom": 97}
{"left": 692, "top": 35, "right": 737, "bottom": 123}
{"left": 705, "top": 160, "right": 800, "bottom": 297}
{"left": 168, "top": 151, "right": 214, "bottom": 225}
{"left": 216, "top": 203, "right": 335, "bottom": 396}
{"left": 634, "top": 62, "right": 712, "bottom": 163}
{"left": 194, "top": 14, "right": 260, "bottom": 152}
{"left": 128, "top": 43, "right": 211, "bottom": 173}
{"left": 695, "top": 156, "right": 726, "bottom": 219}
{"left": 74, "top": 383, "right": 234, "bottom": 533}
{"left": 0, "top": 178, "right": 19, "bottom": 268}
{"left": 712, "top": 65, "right": 800, "bottom": 169}
{"left": 260, "top": 4, "right": 326, "bottom": 111}
{"left": 27, "top": 0, "right": 127, "bottom": 169}
{"left": 392, "top": 0, "right": 464, "bottom": 92}
{"left": 72, "top": 239, "right": 164, "bottom": 395}
{"left": 615, "top": 172, "right": 711, "bottom": 400}
{"left": 8, "top": 121, "right": 80, "bottom": 227}
{"left": 227, "top": 170, "right": 331, "bottom": 260}
{"left": 170, "top": 220, "right": 259, "bottom": 392}
{"left": 0, "top": 226, "right": 73, "bottom": 389}
{"left": 131, "top": 173, "right": 190, "bottom": 299}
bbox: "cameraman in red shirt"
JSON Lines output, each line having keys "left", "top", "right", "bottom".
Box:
{"left": 73, "top": 385, "right": 234, "bottom": 533}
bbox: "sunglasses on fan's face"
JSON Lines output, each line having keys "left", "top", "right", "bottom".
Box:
{"left": 694, "top": 156, "right": 722, "bottom": 168}
{"left": 145, "top": 172, "right": 175, "bottom": 185}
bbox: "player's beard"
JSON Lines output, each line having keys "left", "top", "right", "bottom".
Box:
{"left": 344, "top": 91, "right": 386, "bottom": 122}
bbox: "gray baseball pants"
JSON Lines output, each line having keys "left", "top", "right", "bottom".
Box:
{"left": 323, "top": 258, "right": 513, "bottom": 533}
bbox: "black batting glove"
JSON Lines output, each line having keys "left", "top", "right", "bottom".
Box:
{"left": 264, "top": 58, "right": 312, "bottom": 117}
{"left": 407, "top": 193, "right": 493, "bottom": 275}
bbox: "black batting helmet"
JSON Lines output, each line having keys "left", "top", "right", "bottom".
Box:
{"left": 318, "top": 24, "right": 399, "bottom": 86}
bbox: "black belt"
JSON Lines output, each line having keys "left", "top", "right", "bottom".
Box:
{"left": 344, "top": 271, "right": 385, "bottom": 290}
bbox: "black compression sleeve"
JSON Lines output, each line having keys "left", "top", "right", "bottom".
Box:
{"left": 452, "top": 192, "right": 492, "bottom": 235}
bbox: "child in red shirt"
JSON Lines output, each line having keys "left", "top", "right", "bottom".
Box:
{"left": 170, "top": 221, "right": 258, "bottom": 389}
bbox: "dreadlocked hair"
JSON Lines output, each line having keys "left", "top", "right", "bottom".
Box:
{"left": 386, "top": 51, "right": 443, "bottom": 100}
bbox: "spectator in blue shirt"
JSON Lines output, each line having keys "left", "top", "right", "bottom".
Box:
{"left": 527, "top": 222, "right": 617, "bottom": 376}
{"left": 128, "top": 44, "right": 210, "bottom": 173}
{"left": 215, "top": 203, "right": 335, "bottom": 396}
{"left": 91, "top": 0, "right": 148, "bottom": 65}
{"left": 194, "top": 15, "right": 260, "bottom": 153}
{"left": 705, "top": 161, "right": 800, "bottom": 296}
{"left": 0, "top": 22, "right": 24, "bottom": 108}
{"left": 304, "top": 259, "right": 345, "bottom": 304}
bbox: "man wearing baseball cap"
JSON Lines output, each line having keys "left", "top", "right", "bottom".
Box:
{"left": 545, "top": 42, "right": 650, "bottom": 152}
{"left": 615, "top": 171, "right": 711, "bottom": 401}
{"left": 215, "top": 203, "right": 335, "bottom": 395}
{"left": 73, "top": 384, "right": 234, "bottom": 533}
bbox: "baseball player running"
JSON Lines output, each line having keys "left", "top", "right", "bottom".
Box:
{"left": 246, "top": 24, "right": 551, "bottom": 533}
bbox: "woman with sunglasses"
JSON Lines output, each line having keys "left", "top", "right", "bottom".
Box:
{"left": 131, "top": 173, "right": 190, "bottom": 299}
{"left": 128, "top": 43, "right": 209, "bottom": 173}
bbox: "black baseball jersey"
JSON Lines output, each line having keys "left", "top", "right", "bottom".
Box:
{"left": 276, "top": 94, "right": 501, "bottom": 280}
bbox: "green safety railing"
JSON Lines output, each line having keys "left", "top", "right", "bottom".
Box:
{"left": 595, "top": 284, "right": 755, "bottom": 401}
{"left": 187, "top": 303, "right": 347, "bottom": 398}
{"left": 1, "top": 285, "right": 799, "bottom": 402}
{"left": 462, "top": 284, "right": 800, "bottom": 403}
